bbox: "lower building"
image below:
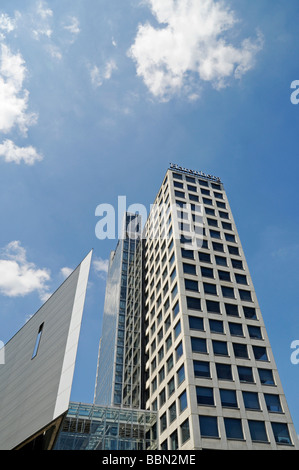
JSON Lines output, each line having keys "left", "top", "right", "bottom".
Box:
{"left": 54, "top": 402, "right": 157, "bottom": 450}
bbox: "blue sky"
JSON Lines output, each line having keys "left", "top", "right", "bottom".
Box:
{"left": 0, "top": 0, "right": 299, "bottom": 434}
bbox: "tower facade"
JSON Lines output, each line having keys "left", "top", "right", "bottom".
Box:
{"left": 94, "top": 213, "right": 141, "bottom": 407}
{"left": 142, "top": 165, "right": 298, "bottom": 450}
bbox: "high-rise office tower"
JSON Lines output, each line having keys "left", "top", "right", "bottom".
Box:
{"left": 95, "top": 164, "right": 298, "bottom": 450}
{"left": 94, "top": 213, "right": 142, "bottom": 407}
{"left": 141, "top": 165, "right": 298, "bottom": 450}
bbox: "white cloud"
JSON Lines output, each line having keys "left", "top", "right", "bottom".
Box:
{"left": 0, "top": 241, "right": 50, "bottom": 300}
{"left": 31, "top": 0, "right": 53, "bottom": 40}
{"left": 60, "top": 267, "right": 73, "bottom": 279}
{"left": 0, "top": 139, "right": 42, "bottom": 165}
{"left": 46, "top": 44, "right": 62, "bottom": 60}
{"left": 0, "top": 13, "right": 15, "bottom": 40}
{"left": 64, "top": 16, "right": 80, "bottom": 36}
{"left": 0, "top": 43, "right": 37, "bottom": 135}
{"left": 36, "top": 0, "right": 53, "bottom": 20}
{"left": 128, "top": 0, "right": 263, "bottom": 100}
{"left": 93, "top": 257, "right": 109, "bottom": 279}
{"left": 90, "top": 59, "right": 117, "bottom": 88}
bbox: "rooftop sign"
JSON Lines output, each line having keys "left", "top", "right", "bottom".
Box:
{"left": 169, "top": 163, "right": 221, "bottom": 183}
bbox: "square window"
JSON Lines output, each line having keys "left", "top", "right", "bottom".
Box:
{"left": 248, "top": 325, "right": 263, "bottom": 339}
{"left": 179, "top": 390, "right": 188, "bottom": 412}
{"left": 169, "top": 402, "right": 177, "bottom": 423}
{"left": 207, "top": 218, "right": 218, "bottom": 227}
{"left": 187, "top": 296, "right": 201, "bottom": 311}
{"left": 218, "top": 270, "right": 231, "bottom": 282}
{"left": 225, "top": 233, "right": 236, "bottom": 243}
{"left": 199, "top": 252, "right": 211, "bottom": 263}
{"left": 258, "top": 368, "right": 275, "bottom": 385}
{"left": 216, "top": 363, "right": 232, "bottom": 380}
{"left": 225, "top": 303, "right": 239, "bottom": 316}
{"left": 201, "top": 188, "right": 210, "bottom": 195}
{"left": 228, "top": 245, "right": 239, "bottom": 255}
{"left": 239, "top": 289, "right": 252, "bottom": 302}
{"left": 203, "top": 197, "right": 213, "bottom": 206}
{"left": 253, "top": 346, "right": 268, "bottom": 361}
{"left": 219, "top": 211, "right": 229, "bottom": 219}
{"left": 185, "top": 279, "right": 199, "bottom": 291}
{"left": 271, "top": 422, "right": 292, "bottom": 445}
{"left": 201, "top": 266, "right": 214, "bottom": 278}
{"left": 191, "top": 337, "right": 207, "bottom": 354}
{"left": 212, "top": 340, "right": 228, "bottom": 356}
{"left": 193, "top": 360, "right": 210, "bottom": 378}
{"left": 224, "top": 418, "right": 244, "bottom": 440}
{"left": 212, "top": 241, "right": 224, "bottom": 252}
{"left": 177, "top": 364, "right": 185, "bottom": 385}
{"left": 160, "top": 412, "right": 167, "bottom": 433}
{"left": 199, "top": 416, "right": 219, "bottom": 438}
{"left": 243, "top": 306, "right": 257, "bottom": 319}
{"left": 220, "top": 389, "right": 238, "bottom": 408}
{"left": 238, "top": 365, "right": 254, "bottom": 383}
{"left": 204, "top": 282, "right": 217, "bottom": 295}
{"left": 176, "top": 342, "right": 183, "bottom": 361}
{"left": 183, "top": 263, "right": 196, "bottom": 275}
{"left": 189, "top": 316, "right": 204, "bottom": 331}
{"left": 229, "top": 322, "right": 243, "bottom": 336}
{"left": 196, "top": 386, "right": 214, "bottom": 406}
{"left": 209, "top": 319, "right": 224, "bottom": 334}
{"left": 231, "top": 259, "right": 243, "bottom": 270}
{"left": 235, "top": 274, "right": 247, "bottom": 285}
{"left": 215, "top": 255, "right": 227, "bottom": 266}
{"left": 264, "top": 394, "right": 282, "bottom": 412}
{"left": 248, "top": 420, "right": 268, "bottom": 443}
{"left": 222, "top": 286, "right": 235, "bottom": 298}
{"left": 174, "top": 190, "right": 185, "bottom": 199}
{"left": 233, "top": 343, "right": 249, "bottom": 359}
{"left": 181, "top": 248, "right": 194, "bottom": 259}
{"left": 243, "top": 391, "right": 260, "bottom": 410}
{"left": 206, "top": 300, "right": 221, "bottom": 313}
{"left": 210, "top": 230, "right": 221, "bottom": 239}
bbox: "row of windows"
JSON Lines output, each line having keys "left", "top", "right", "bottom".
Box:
{"left": 186, "top": 295, "right": 258, "bottom": 319}
{"left": 189, "top": 315, "right": 263, "bottom": 340}
{"left": 184, "top": 277, "right": 253, "bottom": 301}
{"left": 160, "top": 416, "right": 293, "bottom": 449}
{"left": 171, "top": 171, "right": 222, "bottom": 191}
{"left": 182, "top": 242, "right": 241, "bottom": 258}
{"left": 191, "top": 337, "right": 268, "bottom": 361}
{"left": 196, "top": 386, "right": 283, "bottom": 413}
{"left": 173, "top": 178, "right": 223, "bottom": 198}
{"left": 184, "top": 263, "right": 248, "bottom": 284}
{"left": 198, "top": 415, "right": 292, "bottom": 445}
{"left": 194, "top": 360, "right": 274, "bottom": 385}
{"left": 158, "top": 388, "right": 287, "bottom": 448}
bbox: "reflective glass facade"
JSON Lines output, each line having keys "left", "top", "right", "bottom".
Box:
{"left": 54, "top": 402, "right": 157, "bottom": 450}
{"left": 94, "top": 213, "right": 141, "bottom": 406}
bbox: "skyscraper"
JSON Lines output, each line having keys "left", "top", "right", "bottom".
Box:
{"left": 94, "top": 213, "right": 142, "bottom": 407}
{"left": 95, "top": 164, "right": 299, "bottom": 450}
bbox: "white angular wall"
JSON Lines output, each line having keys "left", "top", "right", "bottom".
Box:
{"left": 0, "top": 251, "right": 92, "bottom": 450}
